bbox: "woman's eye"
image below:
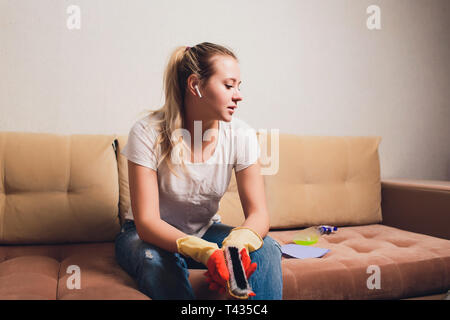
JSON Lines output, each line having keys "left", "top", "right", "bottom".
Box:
{"left": 226, "top": 85, "right": 241, "bottom": 91}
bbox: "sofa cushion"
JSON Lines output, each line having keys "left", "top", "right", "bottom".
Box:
{"left": 0, "top": 132, "right": 121, "bottom": 244}
{"left": 1, "top": 224, "right": 448, "bottom": 300}
{"left": 219, "top": 135, "right": 383, "bottom": 228}
{"left": 0, "top": 255, "right": 59, "bottom": 299}
{"left": 267, "top": 224, "right": 450, "bottom": 299}
{"left": 0, "top": 242, "right": 149, "bottom": 300}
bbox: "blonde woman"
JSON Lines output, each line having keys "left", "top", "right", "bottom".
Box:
{"left": 115, "top": 42, "right": 283, "bottom": 300}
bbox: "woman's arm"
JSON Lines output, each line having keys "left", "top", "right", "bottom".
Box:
{"left": 127, "top": 160, "right": 187, "bottom": 253}
{"left": 235, "top": 162, "right": 270, "bottom": 238}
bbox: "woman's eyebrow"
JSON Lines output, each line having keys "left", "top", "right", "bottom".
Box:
{"left": 226, "top": 77, "right": 242, "bottom": 84}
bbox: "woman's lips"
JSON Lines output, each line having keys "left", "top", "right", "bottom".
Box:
{"left": 227, "top": 106, "right": 236, "bottom": 114}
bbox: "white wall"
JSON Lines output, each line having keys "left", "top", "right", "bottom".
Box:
{"left": 0, "top": 0, "right": 449, "bottom": 180}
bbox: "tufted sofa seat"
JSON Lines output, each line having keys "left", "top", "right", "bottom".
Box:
{"left": 269, "top": 224, "right": 449, "bottom": 299}
{"left": 0, "top": 131, "right": 449, "bottom": 299}
{"left": 0, "top": 242, "right": 148, "bottom": 300}
{"left": 2, "top": 223, "right": 447, "bottom": 300}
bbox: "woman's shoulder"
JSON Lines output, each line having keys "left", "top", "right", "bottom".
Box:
{"left": 131, "top": 111, "right": 163, "bottom": 136}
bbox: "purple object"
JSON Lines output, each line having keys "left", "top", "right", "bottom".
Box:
{"left": 281, "top": 244, "right": 330, "bottom": 259}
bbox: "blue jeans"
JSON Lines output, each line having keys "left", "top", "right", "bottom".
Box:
{"left": 114, "top": 220, "right": 283, "bottom": 300}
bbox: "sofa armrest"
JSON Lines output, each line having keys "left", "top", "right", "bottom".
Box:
{"left": 381, "top": 178, "right": 450, "bottom": 240}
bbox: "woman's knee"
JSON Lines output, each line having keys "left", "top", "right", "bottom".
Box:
{"left": 264, "top": 236, "right": 282, "bottom": 255}
{"left": 136, "top": 243, "right": 179, "bottom": 271}
{"left": 115, "top": 230, "right": 177, "bottom": 278}
{"left": 252, "top": 235, "right": 282, "bottom": 260}
{"left": 114, "top": 227, "right": 141, "bottom": 275}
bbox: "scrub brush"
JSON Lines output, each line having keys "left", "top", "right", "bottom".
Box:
{"left": 223, "top": 246, "right": 255, "bottom": 299}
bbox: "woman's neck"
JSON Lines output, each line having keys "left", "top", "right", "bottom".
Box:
{"left": 184, "top": 117, "right": 219, "bottom": 142}
{"left": 183, "top": 117, "right": 220, "bottom": 163}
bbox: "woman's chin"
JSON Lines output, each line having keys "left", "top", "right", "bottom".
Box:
{"left": 222, "top": 111, "right": 234, "bottom": 122}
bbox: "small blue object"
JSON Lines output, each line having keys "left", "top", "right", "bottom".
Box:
{"left": 318, "top": 225, "right": 338, "bottom": 235}
{"left": 281, "top": 244, "right": 330, "bottom": 259}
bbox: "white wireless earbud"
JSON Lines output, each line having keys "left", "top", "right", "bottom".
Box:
{"left": 195, "top": 85, "right": 202, "bottom": 98}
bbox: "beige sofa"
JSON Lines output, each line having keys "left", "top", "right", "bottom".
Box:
{"left": 0, "top": 132, "right": 448, "bottom": 300}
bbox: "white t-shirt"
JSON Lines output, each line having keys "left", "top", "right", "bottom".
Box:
{"left": 121, "top": 113, "right": 260, "bottom": 237}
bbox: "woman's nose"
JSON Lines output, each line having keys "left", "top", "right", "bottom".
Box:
{"left": 233, "top": 88, "right": 243, "bottom": 102}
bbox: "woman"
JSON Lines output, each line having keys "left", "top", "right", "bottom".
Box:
{"left": 115, "top": 42, "right": 283, "bottom": 300}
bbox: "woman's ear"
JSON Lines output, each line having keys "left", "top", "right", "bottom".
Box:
{"left": 187, "top": 74, "right": 202, "bottom": 98}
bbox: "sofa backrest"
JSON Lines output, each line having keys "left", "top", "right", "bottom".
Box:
{"left": 0, "top": 132, "right": 382, "bottom": 244}
{"left": 219, "top": 134, "right": 383, "bottom": 228}
{"left": 0, "top": 132, "right": 120, "bottom": 244}
{"left": 116, "top": 134, "right": 382, "bottom": 229}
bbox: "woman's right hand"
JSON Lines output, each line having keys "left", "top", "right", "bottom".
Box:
{"left": 204, "top": 250, "right": 229, "bottom": 293}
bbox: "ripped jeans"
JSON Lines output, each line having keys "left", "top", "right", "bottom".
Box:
{"left": 114, "top": 220, "right": 283, "bottom": 300}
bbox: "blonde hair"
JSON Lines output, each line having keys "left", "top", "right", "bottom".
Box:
{"left": 140, "top": 42, "right": 238, "bottom": 178}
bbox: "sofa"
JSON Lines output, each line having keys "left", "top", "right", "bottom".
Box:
{"left": 0, "top": 131, "right": 448, "bottom": 300}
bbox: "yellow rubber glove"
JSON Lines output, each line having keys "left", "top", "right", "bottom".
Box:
{"left": 176, "top": 236, "right": 219, "bottom": 265}
{"left": 221, "top": 227, "right": 263, "bottom": 253}
{"left": 176, "top": 236, "right": 229, "bottom": 292}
